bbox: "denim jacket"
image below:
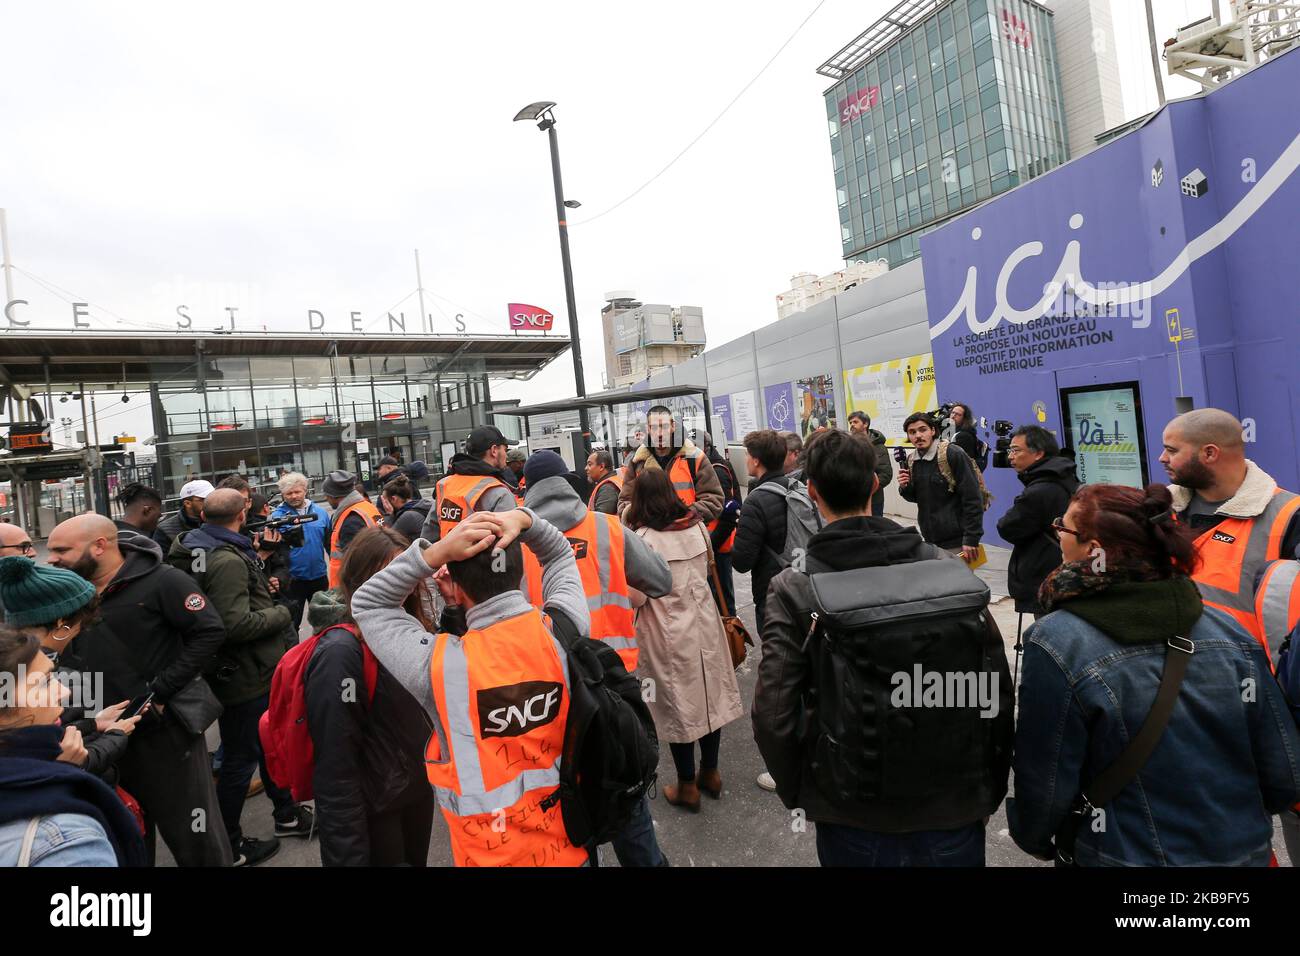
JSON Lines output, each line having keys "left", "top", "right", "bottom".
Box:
{"left": 1009, "top": 602, "right": 1300, "bottom": 866}
{"left": 0, "top": 814, "right": 118, "bottom": 866}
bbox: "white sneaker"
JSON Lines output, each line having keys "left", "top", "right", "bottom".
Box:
{"left": 756, "top": 771, "right": 777, "bottom": 792}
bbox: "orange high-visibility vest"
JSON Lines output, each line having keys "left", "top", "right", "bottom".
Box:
{"left": 424, "top": 610, "right": 588, "bottom": 867}
{"left": 1254, "top": 558, "right": 1300, "bottom": 813}
{"left": 514, "top": 475, "right": 527, "bottom": 507}
{"left": 587, "top": 472, "right": 623, "bottom": 512}
{"left": 327, "top": 498, "right": 382, "bottom": 588}
{"left": 705, "top": 460, "right": 737, "bottom": 554}
{"left": 521, "top": 510, "right": 637, "bottom": 671}
{"left": 667, "top": 453, "right": 698, "bottom": 508}
{"left": 436, "top": 473, "right": 509, "bottom": 538}
{"left": 1191, "top": 489, "right": 1300, "bottom": 647}
{"left": 1255, "top": 559, "right": 1300, "bottom": 664}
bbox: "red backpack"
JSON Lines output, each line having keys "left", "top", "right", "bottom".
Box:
{"left": 258, "top": 623, "right": 378, "bottom": 802}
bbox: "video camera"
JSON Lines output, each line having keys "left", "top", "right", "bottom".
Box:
{"left": 990, "top": 420, "right": 1016, "bottom": 469}
{"left": 245, "top": 511, "right": 319, "bottom": 533}
{"left": 933, "top": 402, "right": 957, "bottom": 437}
{"left": 245, "top": 511, "right": 316, "bottom": 549}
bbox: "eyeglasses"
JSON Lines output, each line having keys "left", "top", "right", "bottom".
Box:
{"left": 0, "top": 541, "right": 35, "bottom": 554}
{"left": 1007, "top": 446, "right": 1027, "bottom": 456}
{"left": 1051, "top": 517, "right": 1081, "bottom": 538}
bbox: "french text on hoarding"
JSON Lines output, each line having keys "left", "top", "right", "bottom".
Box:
{"left": 952, "top": 311, "right": 1115, "bottom": 375}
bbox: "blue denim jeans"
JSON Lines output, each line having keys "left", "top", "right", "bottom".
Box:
{"left": 216, "top": 692, "right": 296, "bottom": 845}
{"left": 606, "top": 795, "right": 666, "bottom": 867}
{"left": 815, "top": 820, "right": 986, "bottom": 867}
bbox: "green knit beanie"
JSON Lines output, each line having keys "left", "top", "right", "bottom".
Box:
{"left": 0, "top": 556, "right": 97, "bottom": 627}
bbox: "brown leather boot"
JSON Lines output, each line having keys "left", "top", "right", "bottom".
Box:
{"left": 662, "top": 780, "right": 701, "bottom": 812}
{"left": 697, "top": 768, "right": 722, "bottom": 799}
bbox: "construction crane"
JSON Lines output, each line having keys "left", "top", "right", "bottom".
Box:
{"left": 1164, "top": 0, "right": 1300, "bottom": 90}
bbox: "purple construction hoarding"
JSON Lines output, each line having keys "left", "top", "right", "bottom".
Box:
{"left": 921, "top": 46, "right": 1300, "bottom": 547}
{"left": 711, "top": 394, "right": 734, "bottom": 444}
{"left": 763, "top": 381, "right": 796, "bottom": 433}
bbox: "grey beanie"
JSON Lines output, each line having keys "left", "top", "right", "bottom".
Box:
{"left": 323, "top": 470, "right": 356, "bottom": 497}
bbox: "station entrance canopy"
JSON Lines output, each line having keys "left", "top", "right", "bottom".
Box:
{"left": 0, "top": 330, "right": 571, "bottom": 513}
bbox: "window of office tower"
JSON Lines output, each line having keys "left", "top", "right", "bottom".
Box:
{"left": 825, "top": 0, "right": 1066, "bottom": 267}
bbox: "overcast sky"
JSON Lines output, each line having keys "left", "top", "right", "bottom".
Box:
{"left": 2, "top": 0, "right": 1211, "bottom": 444}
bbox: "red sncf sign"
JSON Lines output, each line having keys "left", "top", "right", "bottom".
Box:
{"left": 508, "top": 303, "right": 555, "bottom": 331}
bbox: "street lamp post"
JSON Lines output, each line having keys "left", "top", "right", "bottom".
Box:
{"left": 514, "top": 101, "right": 591, "bottom": 445}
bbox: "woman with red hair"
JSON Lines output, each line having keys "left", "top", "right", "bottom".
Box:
{"left": 1009, "top": 482, "right": 1300, "bottom": 866}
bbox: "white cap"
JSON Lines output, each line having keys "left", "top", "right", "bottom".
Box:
{"left": 179, "top": 479, "right": 215, "bottom": 500}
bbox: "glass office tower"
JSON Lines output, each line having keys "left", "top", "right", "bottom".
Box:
{"left": 820, "top": 0, "right": 1068, "bottom": 266}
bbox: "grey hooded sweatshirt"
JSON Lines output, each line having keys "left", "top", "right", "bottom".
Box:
{"left": 523, "top": 474, "right": 673, "bottom": 600}
{"left": 350, "top": 509, "right": 589, "bottom": 731}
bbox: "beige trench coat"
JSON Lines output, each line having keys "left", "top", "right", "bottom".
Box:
{"left": 633, "top": 522, "right": 743, "bottom": 744}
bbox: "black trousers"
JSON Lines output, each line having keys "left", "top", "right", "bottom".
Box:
{"left": 366, "top": 793, "right": 436, "bottom": 867}
{"left": 288, "top": 576, "right": 329, "bottom": 629}
{"left": 116, "top": 717, "right": 233, "bottom": 866}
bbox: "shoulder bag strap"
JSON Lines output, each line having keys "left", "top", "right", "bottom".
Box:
{"left": 1055, "top": 635, "right": 1193, "bottom": 865}
{"left": 700, "top": 524, "right": 728, "bottom": 611}
{"left": 17, "top": 817, "right": 40, "bottom": 867}
{"left": 1082, "top": 635, "right": 1194, "bottom": 809}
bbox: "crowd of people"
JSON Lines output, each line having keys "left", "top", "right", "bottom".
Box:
{"left": 2, "top": 404, "right": 1300, "bottom": 869}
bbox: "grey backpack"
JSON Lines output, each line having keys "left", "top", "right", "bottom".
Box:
{"left": 752, "top": 479, "right": 823, "bottom": 569}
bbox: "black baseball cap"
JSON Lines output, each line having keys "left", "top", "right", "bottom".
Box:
{"left": 466, "top": 425, "right": 510, "bottom": 457}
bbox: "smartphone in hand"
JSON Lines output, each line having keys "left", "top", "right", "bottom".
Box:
{"left": 129, "top": 691, "right": 156, "bottom": 718}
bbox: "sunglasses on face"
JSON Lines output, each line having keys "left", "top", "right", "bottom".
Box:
{"left": 1051, "top": 517, "right": 1081, "bottom": 538}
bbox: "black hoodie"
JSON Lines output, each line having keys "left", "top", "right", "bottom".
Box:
{"left": 62, "top": 532, "right": 227, "bottom": 717}
{"left": 996, "top": 454, "right": 1079, "bottom": 613}
{"left": 754, "top": 516, "right": 1011, "bottom": 831}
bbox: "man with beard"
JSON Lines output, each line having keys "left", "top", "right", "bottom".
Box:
{"left": 153, "top": 479, "right": 213, "bottom": 554}
{"left": 46, "top": 513, "right": 231, "bottom": 866}
{"left": 1161, "top": 408, "right": 1300, "bottom": 646}
{"left": 115, "top": 483, "right": 164, "bottom": 538}
{"left": 616, "top": 405, "right": 722, "bottom": 522}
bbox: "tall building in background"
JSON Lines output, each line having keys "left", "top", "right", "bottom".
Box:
{"left": 601, "top": 292, "right": 705, "bottom": 389}
{"left": 818, "top": 0, "right": 1070, "bottom": 267}
{"left": 1043, "top": 0, "right": 1125, "bottom": 157}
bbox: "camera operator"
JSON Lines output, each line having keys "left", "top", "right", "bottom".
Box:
{"left": 949, "top": 403, "right": 990, "bottom": 471}
{"left": 248, "top": 493, "right": 292, "bottom": 604}
{"left": 897, "top": 412, "right": 983, "bottom": 561}
{"left": 995, "top": 426, "right": 1078, "bottom": 618}
{"left": 270, "top": 471, "right": 331, "bottom": 627}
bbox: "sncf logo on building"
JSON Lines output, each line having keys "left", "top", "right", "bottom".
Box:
{"left": 837, "top": 86, "right": 880, "bottom": 124}
{"left": 478, "top": 680, "right": 563, "bottom": 738}
{"left": 508, "top": 303, "right": 555, "bottom": 331}
{"left": 1000, "top": 9, "right": 1032, "bottom": 49}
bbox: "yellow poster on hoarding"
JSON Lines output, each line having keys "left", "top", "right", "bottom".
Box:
{"left": 842, "top": 352, "right": 936, "bottom": 446}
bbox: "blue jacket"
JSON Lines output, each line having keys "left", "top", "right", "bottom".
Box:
{"left": 270, "top": 501, "right": 330, "bottom": 582}
{"left": 1009, "top": 580, "right": 1300, "bottom": 866}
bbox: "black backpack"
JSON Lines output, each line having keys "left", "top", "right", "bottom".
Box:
{"left": 803, "top": 552, "right": 1012, "bottom": 814}
{"left": 539, "top": 610, "right": 659, "bottom": 850}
